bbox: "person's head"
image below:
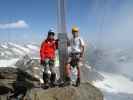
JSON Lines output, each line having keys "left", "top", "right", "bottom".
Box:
{"left": 47, "top": 29, "right": 55, "bottom": 39}
{"left": 72, "top": 27, "right": 79, "bottom": 38}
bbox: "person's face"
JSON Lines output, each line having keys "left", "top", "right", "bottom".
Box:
{"left": 48, "top": 35, "right": 54, "bottom": 39}
{"left": 72, "top": 31, "right": 79, "bottom": 38}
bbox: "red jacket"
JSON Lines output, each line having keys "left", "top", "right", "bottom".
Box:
{"left": 40, "top": 38, "right": 58, "bottom": 61}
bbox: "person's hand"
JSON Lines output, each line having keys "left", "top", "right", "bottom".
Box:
{"left": 56, "top": 39, "right": 59, "bottom": 41}
{"left": 79, "top": 57, "right": 83, "bottom": 62}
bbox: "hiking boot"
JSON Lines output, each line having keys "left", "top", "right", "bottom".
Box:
{"left": 42, "top": 83, "right": 49, "bottom": 89}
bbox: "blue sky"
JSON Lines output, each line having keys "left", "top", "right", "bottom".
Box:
{"left": 0, "top": 0, "right": 133, "bottom": 46}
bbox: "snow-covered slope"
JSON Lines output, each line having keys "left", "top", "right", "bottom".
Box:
{"left": 93, "top": 72, "right": 133, "bottom": 94}
{"left": 86, "top": 46, "right": 133, "bottom": 100}
{"left": 0, "top": 58, "right": 19, "bottom": 68}
{"left": 92, "top": 71, "right": 133, "bottom": 100}
{"left": 0, "top": 42, "right": 40, "bottom": 67}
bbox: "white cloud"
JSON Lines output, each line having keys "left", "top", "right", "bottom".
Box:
{"left": 0, "top": 20, "right": 29, "bottom": 29}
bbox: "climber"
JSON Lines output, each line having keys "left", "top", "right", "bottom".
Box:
{"left": 40, "top": 29, "right": 58, "bottom": 88}
{"left": 66, "top": 27, "right": 85, "bottom": 86}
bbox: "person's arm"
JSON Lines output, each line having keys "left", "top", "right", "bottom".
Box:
{"left": 40, "top": 41, "right": 45, "bottom": 64}
{"left": 55, "top": 39, "right": 59, "bottom": 49}
{"left": 80, "top": 38, "right": 85, "bottom": 58}
{"left": 80, "top": 45, "right": 85, "bottom": 57}
{"left": 40, "top": 43, "right": 43, "bottom": 59}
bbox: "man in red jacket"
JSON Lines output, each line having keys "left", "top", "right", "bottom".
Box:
{"left": 40, "top": 29, "right": 58, "bottom": 87}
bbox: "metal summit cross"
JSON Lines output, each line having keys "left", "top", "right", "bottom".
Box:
{"left": 57, "top": 0, "right": 68, "bottom": 82}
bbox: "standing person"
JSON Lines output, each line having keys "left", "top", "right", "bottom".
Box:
{"left": 40, "top": 29, "right": 58, "bottom": 88}
{"left": 66, "top": 27, "right": 85, "bottom": 86}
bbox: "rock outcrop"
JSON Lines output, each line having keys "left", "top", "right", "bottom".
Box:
{"left": 0, "top": 57, "right": 103, "bottom": 100}
{"left": 28, "top": 83, "right": 103, "bottom": 100}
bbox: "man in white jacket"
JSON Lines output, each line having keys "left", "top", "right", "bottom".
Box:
{"left": 66, "top": 27, "right": 85, "bottom": 86}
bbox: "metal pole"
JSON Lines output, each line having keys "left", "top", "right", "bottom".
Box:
{"left": 57, "top": 0, "right": 68, "bottom": 82}
{"left": 57, "top": 0, "right": 67, "bottom": 33}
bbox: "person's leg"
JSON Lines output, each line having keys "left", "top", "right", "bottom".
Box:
{"left": 49, "top": 60, "right": 56, "bottom": 86}
{"left": 42, "top": 60, "right": 49, "bottom": 86}
{"left": 43, "top": 72, "right": 49, "bottom": 84}
{"left": 77, "top": 63, "right": 80, "bottom": 79}
{"left": 65, "top": 63, "right": 71, "bottom": 78}
{"left": 76, "top": 61, "right": 81, "bottom": 86}
{"left": 65, "top": 56, "right": 72, "bottom": 85}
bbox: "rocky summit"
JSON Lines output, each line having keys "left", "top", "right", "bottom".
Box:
{"left": 0, "top": 57, "right": 103, "bottom": 100}
{"left": 28, "top": 83, "right": 103, "bottom": 100}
